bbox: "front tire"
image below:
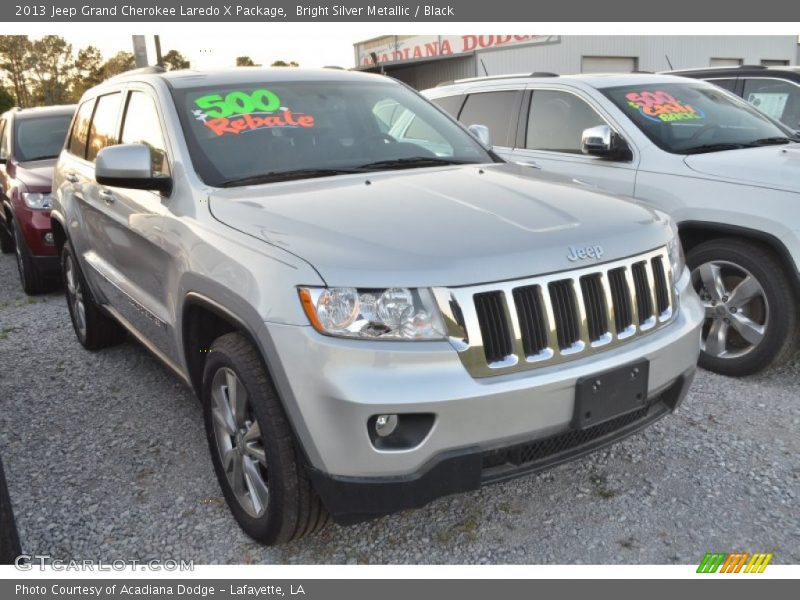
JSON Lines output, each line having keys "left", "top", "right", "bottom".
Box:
{"left": 0, "top": 219, "right": 13, "bottom": 254}
{"left": 12, "top": 219, "right": 53, "bottom": 295}
{"left": 61, "top": 241, "right": 126, "bottom": 350}
{"left": 202, "top": 332, "right": 328, "bottom": 545}
{"left": 687, "top": 238, "right": 798, "bottom": 376}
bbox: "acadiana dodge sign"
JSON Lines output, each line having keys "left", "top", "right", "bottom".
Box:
{"left": 355, "top": 35, "right": 559, "bottom": 66}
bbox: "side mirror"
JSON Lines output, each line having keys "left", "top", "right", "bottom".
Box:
{"left": 95, "top": 144, "right": 172, "bottom": 195}
{"left": 468, "top": 124, "right": 492, "bottom": 149}
{"left": 581, "top": 125, "right": 628, "bottom": 159}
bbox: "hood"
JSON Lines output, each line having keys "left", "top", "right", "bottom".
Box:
{"left": 209, "top": 163, "right": 672, "bottom": 288}
{"left": 11, "top": 158, "right": 56, "bottom": 191}
{"left": 684, "top": 143, "right": 800, "bottom": 194}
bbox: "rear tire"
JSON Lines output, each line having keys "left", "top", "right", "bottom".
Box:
{"left": 12, "top": 219, "right": 54, "bottom": 295}
{"left": 61, "top": 241, "right": 126, "bottom": 350}
{"left": 687, "top": 238, "right": 798, "bottom": 376}
{"left": 202, "top": 332, "right": 328, "bottom": 545}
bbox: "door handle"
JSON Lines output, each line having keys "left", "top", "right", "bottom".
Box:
{"left": 65, "top": 173, "right": 79, "bottom": 183}
{"left": 516, "top": 160, "right": 541, "bottom": 169}
{"left": 99, "top": 189, "right": 115, "bottom": 204}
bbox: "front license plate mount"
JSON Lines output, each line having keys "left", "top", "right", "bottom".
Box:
{"left": 572, "top": 360, "right": 650, "bottom": 430}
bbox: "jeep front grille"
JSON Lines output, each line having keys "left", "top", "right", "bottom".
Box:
{"left": 433, "top": 247, "right": 675, "bottom": 378}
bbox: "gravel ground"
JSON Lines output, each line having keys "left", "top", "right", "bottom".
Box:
{"left": 0, "top": 251, "right": 798, "bottom": 565}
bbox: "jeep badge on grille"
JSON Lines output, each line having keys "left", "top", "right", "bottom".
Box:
{"left": 567, "top": 245, "right": 605, "bottom": 261}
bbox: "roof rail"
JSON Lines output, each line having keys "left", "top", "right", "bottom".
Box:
{"left": 738, "top": 64, "right": 768, "bottom": 69}
{"left": 437, "top": 71, "right": 560, "bottom": 87}
{"left": 107, "top": 65, "right": 167, "bottom": 81}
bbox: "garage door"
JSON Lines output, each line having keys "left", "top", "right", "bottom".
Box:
{"left": 581, "top": 56, "right": 637, "bottom": 73}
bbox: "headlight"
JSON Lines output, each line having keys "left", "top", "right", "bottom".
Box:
{"left": 21, "top": 192, "right": 52, "bottom": 209}
{"left": 298, "top": 287, "right": 446, "bottom": 340}
{"left": 667, "top": 220, "right": 685, "bottom": 275}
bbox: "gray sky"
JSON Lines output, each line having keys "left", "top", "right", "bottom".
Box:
{"left": 63, "top": 33, "right": 358, "bottom": 69}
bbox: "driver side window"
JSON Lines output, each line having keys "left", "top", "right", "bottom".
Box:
{"left": 525, "top": 90, "right": 606, "bottom": 154}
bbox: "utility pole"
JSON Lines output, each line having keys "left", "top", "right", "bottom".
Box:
{"left": 132, "top": 35, "right": 148, "bottom": 67}
{"left": 154, "top": 35, "right": 164, "bottom": 67}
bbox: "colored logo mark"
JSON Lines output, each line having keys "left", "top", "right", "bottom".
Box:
{"left": 697, "top": 552, "right": 773, "bottom": 573}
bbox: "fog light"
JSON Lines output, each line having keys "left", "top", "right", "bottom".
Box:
{"left": 374, "top": 414, "right": 399, "bottom": 438}
{"left": 43, "top": 232, "right": 54, "bottom": 245}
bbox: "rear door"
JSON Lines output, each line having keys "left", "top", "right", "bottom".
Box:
{"left": 54, "top": 98, "right": 98, "bottom": 264}
{"left": 509, "top": 86, "right": 639, "bottom": 196}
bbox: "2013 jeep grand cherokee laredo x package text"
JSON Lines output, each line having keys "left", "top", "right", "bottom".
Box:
{"left": 51, "top": 68, "right": 703, "bottom": 545}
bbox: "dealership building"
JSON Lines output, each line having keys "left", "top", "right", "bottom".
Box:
{"left": 353, "top": 35, "right": 800, "bottom": 89}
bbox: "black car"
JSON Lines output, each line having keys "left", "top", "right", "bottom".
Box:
{"left": 666, "top": 65, "right": 800, "bottom": 131}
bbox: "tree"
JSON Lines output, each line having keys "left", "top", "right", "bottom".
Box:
{"left": 71, "top": 45, "right": 104, "bottom": 101}
{"left": 27, "top": 35, "right": 75, "bottom": 105}
{"left": 0, "top": 87, "right": 14, "bottom": 113}
{"left": 162, "top": 49, "right": 189, "bottom": 71}
{"left": 0, "top": 36, "right": 32, "bottom": 107}
{"left": 102, "top": 51, "right": 135, "bottom": 78}
{"left": 270, "top": 60, "right": 299, "bottom": 67}
{"left": 236, "top": 56, "right": 258, "bottom": 67}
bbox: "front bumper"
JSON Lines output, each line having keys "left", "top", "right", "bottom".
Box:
{"left": 264, "top": 269, "right": 703, "bottom": 522}
{"left": 309, "top": 368, "right": 693, "bottom": 524}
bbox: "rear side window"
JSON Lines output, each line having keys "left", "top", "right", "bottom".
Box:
{"left": 432, "top": 94, "right": 465, "bottom": 117}
{"left": 86, "top": 92, "right": 122, "bottom": 162}
{"left": 742, "top": 78, "right": 800, "bottom": 129}
{"left": 68, "top": 100, "right": 95, "bottom": 158}
{"left": 707, "top": 78, "right": 737, "bottom": 92}
{"left": 459, "top": 91, "right": 519, "bottom": 148}
{"left": 120, "top": 91, "right": 170, "bottom": 177}
{"left": 525, "top": 90, "right": 606, "bottom": 154}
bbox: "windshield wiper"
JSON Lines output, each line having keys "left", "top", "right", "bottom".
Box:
{"left": 745, "top": 136, "right": 794, "bottom": 146}
{"left": 217, "top": 168, "right": 363, "bottom": 187}
{"left": 682, "top": 143, "right": 750, "bottom": 155}
{"left": 356, "top": 156, "right": 478, "bottom": 170}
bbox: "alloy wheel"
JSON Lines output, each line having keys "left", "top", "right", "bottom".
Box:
{"left": 64, "top": 254, "right": 87, "bottom": 339}
{"left": 691, "top": 260, "right": 768, "bottom": 359}
{"left": 210, "top": 367, "right": 269, "bottom": 518}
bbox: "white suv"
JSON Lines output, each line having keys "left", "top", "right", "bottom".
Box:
{"left": 426, "top": 73, "right": 800, "bottom": 375}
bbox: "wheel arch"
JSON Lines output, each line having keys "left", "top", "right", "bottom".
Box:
{"left": 180, "top": 291, "right": 322, "bottom": 469}
{"left": 49, "top": 214, "right": 68, "bottom": 256}
{"left": 678, "top": 220, "right": 800, "bottom": 296}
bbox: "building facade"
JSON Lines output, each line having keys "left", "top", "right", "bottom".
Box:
{"left": 354, "top": 35, "right": 799, "bottom": 89}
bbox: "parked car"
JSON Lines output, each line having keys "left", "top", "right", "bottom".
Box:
{"left": 52, "top": 67, "right": 702, "bottom": 545}
{"left": 0, "top": 105, "right": 76, "bottom": 294}
{"left": 0, "top": 454, "right": 21, "bottom": 564}
{"left": 425, "top": 73, "right": 800, "bottom": 376}
{"left": 664, "top": 65, "right": 800, "bottom": 132}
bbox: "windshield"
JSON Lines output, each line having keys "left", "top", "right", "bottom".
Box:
{"left": 171, "top": 79, "right": 494, "bottom": 187}
{"left": 14, "top": 114, "right": 73, "bottom": 162}
{"left": 602, "top": 82, "right": 794, "bottom": 154}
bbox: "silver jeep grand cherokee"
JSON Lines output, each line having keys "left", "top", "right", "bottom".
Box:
{"left": 51, "top": 67, "right": 703, "bottom": 545}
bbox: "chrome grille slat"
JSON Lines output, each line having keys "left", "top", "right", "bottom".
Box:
{"left": 512, "top": 285, "right": 549, "bottom": 357}
{"left": 434, "top": 247, "right": 676, "bottom": 378}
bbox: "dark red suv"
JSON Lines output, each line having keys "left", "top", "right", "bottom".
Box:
{"left": 0, "top": 105, "right": 75, "bottom": 294}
